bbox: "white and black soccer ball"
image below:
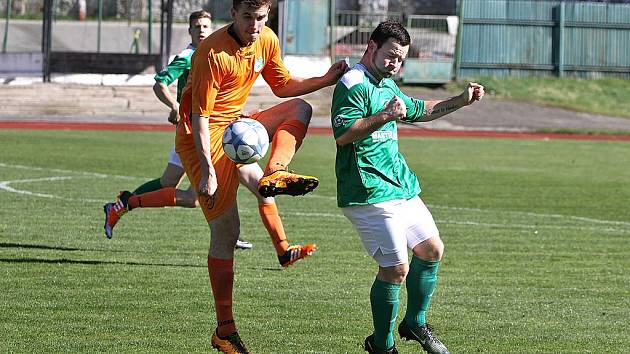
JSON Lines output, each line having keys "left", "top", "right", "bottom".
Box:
{"left": 222, "top": 118, "right": 269, "bottom": 164}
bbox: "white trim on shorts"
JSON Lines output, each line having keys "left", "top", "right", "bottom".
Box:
{"left": 167, "top": 145, "right": 183, "bottom": 168}
{"left": 341, "top": 196, "right": 439, "bottom": 267}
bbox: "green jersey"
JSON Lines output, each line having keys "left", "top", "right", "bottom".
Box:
{"left": 331, "top": 64, "right": 426, "bottom": 208}
{"left": 154, "top": 44, "right": 195, "bottom": 102}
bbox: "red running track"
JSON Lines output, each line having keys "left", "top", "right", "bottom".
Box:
{"left": 1, "top": 120, "right": 629, "bottom": 141}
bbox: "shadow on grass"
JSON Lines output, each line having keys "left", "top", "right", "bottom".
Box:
{"left": 0, "top": 257, "right": 204, "bottom": 268}
{"left": 0, "top": 242, "right": 203, "bottom": 268}
{"left": 0, "top": 242, "right": 165, "bottom": 255}
{"left": 0, "top": 242, "right": 82, "bottom": 251}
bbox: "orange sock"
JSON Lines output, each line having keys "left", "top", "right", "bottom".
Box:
{"left": 266, "top": 120, "right": 307, "bottom": 174}
{"left": 259, "top": 203, "right": 289, "bottom": 255}
{"left": 208, "top": 256, "right": 236, "bottom": 337}
{"left": 128, "top": 188, "right": 177, "bottom": 209}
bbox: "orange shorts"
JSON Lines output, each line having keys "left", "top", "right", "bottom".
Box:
{"left": 175, "top": 120, "right": 240, "bottom": 222}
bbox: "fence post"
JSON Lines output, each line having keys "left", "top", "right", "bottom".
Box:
{"left": 330, "top": 0, "right": 336, "bottom": 64}
{"left": 2, "top": 0, "right": 11, "bottom": 53}
{"left": 453, "top": 0, "right": 465, "bottom": 80}
{"left": 277, "top": 0, "right": 286, "bottom": 57}
{"left": 147, "top": 0, "right": 152, "bottom": 55}
{"left": 42, "top": 0, "right": 53, "bottom": 82}
{"left": 557, "top": 1, "right": 565, "bottom": 77}
{"left": 166, "top": 0, "right": 172, "bottom": 63}
{"left": 97, "top": 0, "right": 102, "bottom": 52}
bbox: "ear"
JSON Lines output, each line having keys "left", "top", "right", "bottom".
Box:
{"left": 230, "top": 7, "right": 236, "bottom": 21}
{"left": 367, "top": 40, "right": 377, "bottom": 54}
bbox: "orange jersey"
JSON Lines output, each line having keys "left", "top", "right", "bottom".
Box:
{"left": 179, "top": 24, "right": 291, "bottom": 128}
{"left": 176, "top": 25, "right": 291, "bottom": 221}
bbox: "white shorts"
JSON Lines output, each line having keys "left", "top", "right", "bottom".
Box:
{"left": 167, "top": 145, "right": 183, "bottom": 168}
{"left": 341, "top": 196, "right": 439, "bottom": 267}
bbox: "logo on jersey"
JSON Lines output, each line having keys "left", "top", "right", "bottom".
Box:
{"left": 371, "top": 130, "right": 397, "bottom": 142}
{"left": 254, "top": 57, "right": 264, "bottom": 72}
{"left": 333, "top": 115, "right": 351, "bottom": 128}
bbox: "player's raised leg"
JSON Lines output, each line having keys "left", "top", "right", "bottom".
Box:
{"left": 238, "top": 163, "right": 316, "bottom": 267}
{"left": 254, "top": 99, "right": 319, "bottom": 197}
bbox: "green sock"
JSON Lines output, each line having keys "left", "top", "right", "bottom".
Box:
{"left": 404, "top": 257, "right": 440, "bottom": 327}
{"left": 132, "top": 178, "right": 163, "bottom": 195}
{"left": 370, "top": 278, "right": 401, "bottom": 350}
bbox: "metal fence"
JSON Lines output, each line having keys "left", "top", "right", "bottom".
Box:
{"left": 458, "top": 0, "right": 630, "bottom": 78}
{"left": 0, "top": 0, "right": 218, "bottom": 78}
{"left": 331, "top": 11, "right": 456, "bottom": 83}
{"left": 5, "top": 0, "right": 629, "bottom": 81}
{"left": 1, "top": 0, "right": 173, "bottom": 54}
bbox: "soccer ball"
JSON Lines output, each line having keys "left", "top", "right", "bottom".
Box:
{"left": 222, "top": 118, "right": 270, "bottom": 164}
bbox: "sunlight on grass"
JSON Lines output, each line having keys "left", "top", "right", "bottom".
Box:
{"left": 447, "top": 76, "right": 630, "bottom": 119}
{"left": 1, "top": 130, "right": 629, "bottom": 353}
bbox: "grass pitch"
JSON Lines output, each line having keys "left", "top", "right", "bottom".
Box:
{"left": 446, "top": 76, "right": 630, "bottom": 119}
{"left": 0, "top": 129, "right": 628, "bottom": 353}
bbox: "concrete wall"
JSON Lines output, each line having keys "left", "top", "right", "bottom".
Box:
{"left": 0, "top": 19, "right": 195, "bottom": 54}
{"left": 0, "top": 52, "right": 43, "bottom": 74}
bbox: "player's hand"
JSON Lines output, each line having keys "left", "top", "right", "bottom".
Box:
{"left": 324, "top": 60, "right": 350, "bottom": 85}
{"left": 463, "top": 82, "right": 485, "bottom": 105}
{"left": 383, "top": 96, "right": 407, "bottom": 121}
{"left": 168, "top": 108, "right": 180, "bottom": 125}
{"left": 197, "top": 171, "right": 218, "bottom": 209}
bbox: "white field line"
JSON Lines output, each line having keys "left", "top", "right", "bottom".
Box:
{"left": 308, "top": 194, "right": 630, "bottom": 228}
{"left": 0, "top": 176, "right": 110, "bottom": 203}
{"left": 0, "top": 176, "right": 75, "bottom": 198}
{"left": 0, "top": 162, "right": 138, "bottom": 180}
{"left": 1, "top": 162, "right": 629, "bottom": 232}
{"left": 265, "top": 210, "right": 628, "bottom": 234}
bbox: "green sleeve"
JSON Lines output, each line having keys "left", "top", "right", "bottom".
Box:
{"left": 396, "top": 86, "right": 425, "bottom": 122}
{"left": 154, "top": 54, "right": 189, "bottom": 86}
{"left": 331, "top": 83, "right": 367, "bottom": 139}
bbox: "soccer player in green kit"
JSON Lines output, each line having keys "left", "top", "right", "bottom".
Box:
{"left": 331, "top": 21, "right": 484, "bottom": 354}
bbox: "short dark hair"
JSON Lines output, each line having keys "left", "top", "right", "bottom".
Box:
{"left": 189, "top": 10, "right": 211, "bottom": 28}
{"left": 233, "top": 0, "right": 273, "bottom": 10}
{"left": 369, "top": 20, "right": 411, "bottom": 48}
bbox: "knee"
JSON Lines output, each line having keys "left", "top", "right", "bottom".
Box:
{"left": 425, "top": 238, "right": 445, "bottom": 261}
{"left": 176, "top": 188, "right": 198, "bottom": 208}
{"left": 288, "top": 98, "right": 312, "bottom": 125}
{"left": 378, "top": 264, "right": 409, "bottom": 285}
{"left": 180, "top": 196, "right": 198, "bottom": 208}
{"left": 430, "top": 242, "right": 444, "bottom": 261}
{"left": 414, "top": 236, "right": 444, "bottom": 261}
{"left": 159, "top": 174, "right": 179, "bottom": 188}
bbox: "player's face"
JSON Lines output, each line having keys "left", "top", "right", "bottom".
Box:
{"left": 230, "top": 4, "right": 270, "bottom": 45}
{"left": 189, "top": 17, "right": 212, "bottom": 47}
{"left": 368, "top": 38, "right": 409, "bottom": 79}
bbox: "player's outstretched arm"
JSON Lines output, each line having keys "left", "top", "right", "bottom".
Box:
{"left": 191, "top": 114, "right": 218, "bottom": 208}
{"left": 336, "top": 96, "right": 407, "bottom": 146}
{"left": 153, "top": 81, "right": 180, "bottom": 124}
{"left": 272, "top": 60, "right": 349, "bottom": 98}
{"left": 419, "top": 82, "right": 484, "bottom": 122}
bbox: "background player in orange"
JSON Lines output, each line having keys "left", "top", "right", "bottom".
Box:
{"left": 175, "top": 0, "right": 348, "bottom": 352}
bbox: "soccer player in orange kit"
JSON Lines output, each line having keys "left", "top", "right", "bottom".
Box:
{"left": 175, "top": 0, "right": 348, "bottom": 352}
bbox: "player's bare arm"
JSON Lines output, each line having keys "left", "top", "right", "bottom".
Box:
{"left": 191, "top": 113, "right": 217, "bottom": 207}
{"left": 153, "top": 81, "right": 180, "bottom": 124}
{"left": 336, "top": 96, "right": 406, "bottom": 146}
{"left": 420, "top": 82, "right": 485, "bottom": 122}
{"left": 272, "top": 60, "right": 349, "bottom": 98}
